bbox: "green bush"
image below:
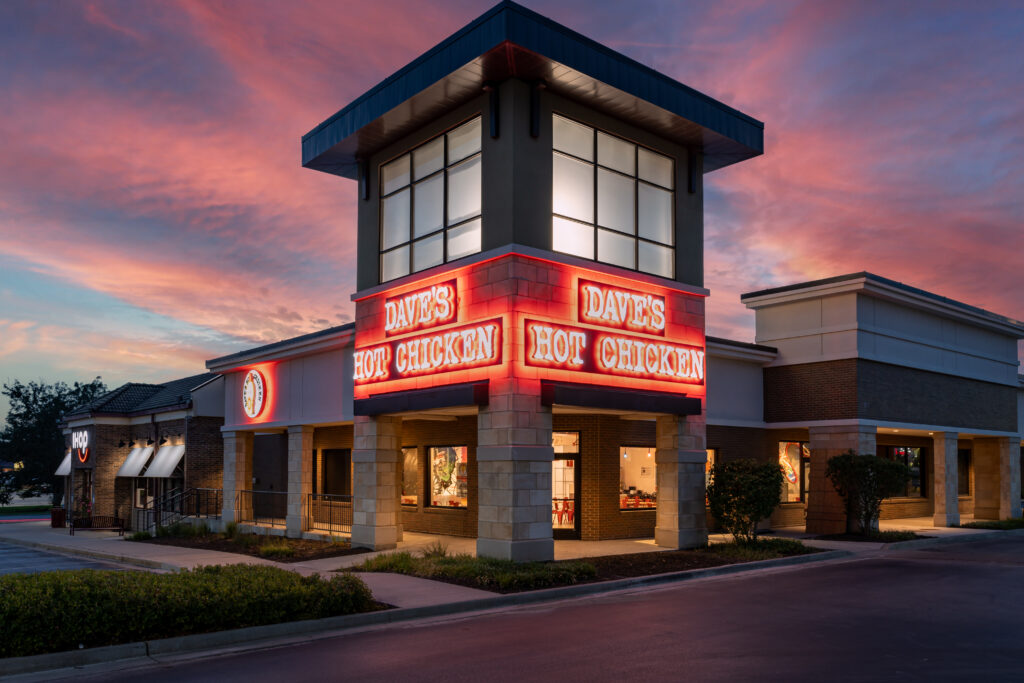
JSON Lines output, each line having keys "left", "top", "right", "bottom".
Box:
{"left": 258, "top": 542, "right": 296, "bottom": 559}
{"left": 960, "top": 518, "right": 1024, "bottom": 530}
{"left": 706, "top": 538, "right": 815, "bottom": 561}
{"left": 223, "top": 521, "right": 239, "bottom": 539}
{"left": 127, "top": 531, "right": 152, "bottom": 541}
{"left": 353, "top": 552, "right": 597, "bottom": 592}
{"left": 826, "top": 451, "right": 910, "bottom": 534}
{"left": 420, "top": 540, "right": 449, "bottom": 558}
{"left": 707, "top": 459, "right": 783, "bottom": 544}
{"left": 0, "top": 564, "right": 375, "bottom": 658}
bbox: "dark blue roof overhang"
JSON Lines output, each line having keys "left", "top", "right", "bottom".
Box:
{"left": 302, "top": 1, "right": 764, "bottom": 178}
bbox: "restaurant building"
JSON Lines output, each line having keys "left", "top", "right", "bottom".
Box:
{"left": 57, "top": 373, "right": 224, "bottom": 530}
{"left": 204, "top": 2, "right": 1023, "bottom": 558}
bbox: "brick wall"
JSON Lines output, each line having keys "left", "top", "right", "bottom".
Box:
{"left": 185, "top": 416, "right": 224, "bottom": 490}
{"left": 764, "top": 360, "right": 858, "bottom": 423}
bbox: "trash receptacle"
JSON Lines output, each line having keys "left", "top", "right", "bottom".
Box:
{"left": 50, "top": 507, "right": 66, "bottom": 528}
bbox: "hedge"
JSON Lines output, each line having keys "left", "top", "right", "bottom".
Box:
{"left": 0, "top": 564, "right": 375, "bottom": 658}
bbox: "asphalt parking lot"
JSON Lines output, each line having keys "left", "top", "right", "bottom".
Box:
{"left": 0, "top": 542, "right": 128, "bottom": 575}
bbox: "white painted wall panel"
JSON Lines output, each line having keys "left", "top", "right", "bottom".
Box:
{"left": 706, "top": 356, "right": 764, "bottom": 423}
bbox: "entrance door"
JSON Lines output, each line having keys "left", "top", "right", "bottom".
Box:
{"left": 552, "top": 432, "right": 580, "bottom": 539}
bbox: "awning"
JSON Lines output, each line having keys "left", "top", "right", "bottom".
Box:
{"left": 144, "top": 445, "right": 185, "bottom": 478}
{"left": 116, "top": 446, "right": 154, "bottom": 478}
{"left": 55, "top": 452, "right": 71, "bottom": 476}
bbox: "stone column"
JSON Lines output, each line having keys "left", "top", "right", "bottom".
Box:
{"left": 806, "top": 424, "right": 876, "bottom": 534}
{"left": 286, "top": 426, "right": 314, "bottom": 537}
{"left": 655, "top": 413, "right": 708, "bottom": 549}
{"left": 476, "top": 379, "right": 553, "bottom": 562}
{"left": 932, "top": 432, "right": 960, "bottom": 527}
{"left": 351, "top": 415, "right": 402, "bottom": 550}
{"left": 221, "top": 431, "right": 253, "bottom": 524}
{"left": 974, "top": 437, "right": 1021, "bottom": 520}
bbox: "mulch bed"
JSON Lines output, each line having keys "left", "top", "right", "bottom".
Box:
{"left": 141, "top": 535, "right": 370, "bottom": 563}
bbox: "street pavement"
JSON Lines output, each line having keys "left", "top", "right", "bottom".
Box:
{"left": 51, "top": 535, "right": 1024, "bottom": 682}
{"left": 0, "top": 542, "right": 127, "bottom": 575}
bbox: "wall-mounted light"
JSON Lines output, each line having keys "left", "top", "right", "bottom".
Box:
{"left": 159, "top": 436, "right": 168, "bottom": 446}
{"left": 129, "top": 440, "right": 136, "bottom": 448}
{"left": 118, "top": 440, "right": 126, "bottom": 448}
{"left": 646, "top": 449, "right": 652, "bottom": 458}
{"left": 146, "top": 438, "right": 154, "bottom": 446}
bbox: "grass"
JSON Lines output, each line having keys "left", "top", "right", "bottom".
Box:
{"left": 959, "top": 518, "right": 1024, "bottom": 530}
{"left": 0, "top": 564, "right": 377, "bottom": 658}
{"left": 350, "top": 537, "right": 817, "bottom": 593}
{"left": 258, "top": 542, "right": 296, "bottom": 559}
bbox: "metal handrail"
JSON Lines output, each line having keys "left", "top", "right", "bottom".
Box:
{"left": 235, "top": 489, "right": 287, "bottom": 528}
{"left": 306, "top": 492, "right": 353, "bottom": 535}
{"left": 145, "top": 487, "right": 223, "bottom": 530}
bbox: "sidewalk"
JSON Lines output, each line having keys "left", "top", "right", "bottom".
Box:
{"left": 0, "top": 522, "right": 496, "bottom": 609}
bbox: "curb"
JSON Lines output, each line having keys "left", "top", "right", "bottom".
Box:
{"left": 0, "top": 549, "right": 851, "bottom": 677}
{"left": 0, "top": 536, "right": 181, "bottom": 572}
{"left": 881, "top": 526, "right": 1024, "bottom": 551}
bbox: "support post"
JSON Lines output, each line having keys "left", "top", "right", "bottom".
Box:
{"left": 974, "top": 437, "right": 1021, "bottom": 520}
{"left": 221, "top": 431, "right": 253, "bottom": 524}
{"left": 351, "top": 416, "right": 402, "bottom": 550}
{"left": 476, "top": 378, "right": 554, "bottom": 562}
{"left": 654, "top": 413, "right": 708, "bottom": 549}
{"left": 932, "top": 432, "right": 960, "bottom": 527}
{"left": 286, "top": 426, "right": 314, "bottom": 537}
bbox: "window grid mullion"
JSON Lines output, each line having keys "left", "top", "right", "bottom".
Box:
{"left": 443, "top": 133, "right": 449, "bottom": 264}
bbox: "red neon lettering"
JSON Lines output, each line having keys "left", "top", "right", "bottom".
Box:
{"left": 526, "top": 322, "right": 587, "bottom": 369}
{"left": 384, "top": 281, "right": 457, "bottom": 335}
{"left": 578, "top": 280, "right": 666, "bottom": 335}
{"left": 354, "top": 346, "right": 391, "bottom": 382}
{"left": 358, "top": 319, "right": 502, "bottom": 384}
{"left": 595, "top": 334, "right": 704, "bottom": 383}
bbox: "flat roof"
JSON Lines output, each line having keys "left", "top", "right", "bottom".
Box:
{"left": 741, "top": 271, "right": 1024, "bottom": 335}
{"left": 302, "top": 1, "right": 763, "bottom": 178}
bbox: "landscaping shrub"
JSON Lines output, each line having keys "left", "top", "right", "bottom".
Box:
{"left": 825, "top": 451, "right": 909, "bottom": 534}
{"left": 706, "top": 459, "right": 783, "bottom": 544}
{"left": 420, "top": 540, "right": 449, "bottom": 558}
{"left": 127, "top": 530, "right": 152, "bottom": 541}
{"left": 960, "top": 518, "right": 1024, "bottom": 530}
{"left": 223, "top": 521, "right": 239, "bottom": 539}
{"left": 706, "top": 538, "right": 815, "bottom": 561}
{"left": 0, "top": 564, "right": 374, "bottom": 658}
{"left": 154, "top": 521, "right": 209, "bottom": 539}
{"left": 353, "top": 552, "right": 597, "bottom": 592}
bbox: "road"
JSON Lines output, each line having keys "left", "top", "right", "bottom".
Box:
{"left": 56, "top": 538, "right": 1024, "bottom": 682}
{"left": 0, "top": 541, "right": 127, "bottom": 575}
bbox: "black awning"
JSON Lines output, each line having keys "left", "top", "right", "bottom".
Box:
{"left": 354, "top": 381, "right": 489, "bottom": 416}
{"left": 540, "top": 380, "right": 701, "bottom": 416}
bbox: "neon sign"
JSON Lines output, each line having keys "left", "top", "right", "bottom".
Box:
{"left": 355, "top": 318, "right": 502, "bottom": 384}
{"left": 578, "top": 280, "right": 665, "bottom": 336}
{"left": 72, "top": 430, "right": 90, "bottom": 464}
{"left": 385, "top": 280, "right": 457, "bottom": 336}
{"left": 241, "top": 369, "right": 266, "bottom": 419}
{"left": 525, "top": 319, "right": 703, "bottom": 384}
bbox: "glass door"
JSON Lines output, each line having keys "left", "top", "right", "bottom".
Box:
{"left": 552, "top": 432, "right": 580, "bottom": 539}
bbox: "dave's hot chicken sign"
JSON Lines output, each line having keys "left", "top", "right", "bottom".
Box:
{"left": 353, "top": 257, "right": 704, "bottom": 393}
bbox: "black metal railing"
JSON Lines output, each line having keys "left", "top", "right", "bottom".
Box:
{"left": 235, "top": 489, "right": 287, "bottom": 528}
{"left": 144, "top": 488, "right": 223, "bottom": 531}
{"left": 306, "top": 493, "right": 353, "bottom": 535}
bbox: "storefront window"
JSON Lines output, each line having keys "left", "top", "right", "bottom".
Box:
{"left": 957, "top": 449, "right": 971, "bottom": 496}
{"left": 429, "top": 446, "right": 468, "bottom": 508}
{"left": 705, "top": 448, "right": 716, "bottom": 490}
{"left": 620, "top": 446, "right": 656, "bottom": 509}
{"left": 881, "top": 446, "right": 925, "bottom": 498}
{"left": 552, "top": 432, "right": 579, "bottom": 531}
{"left": 379, "top": 117, "right": 482, "bottom": 282}
{"left": 779, "top": 442, "right": 808, "bottom": 503}
{"left": 402, "top": 447, "right": 418, "bottom": 505}
{"left": 552, "top": 114, "right": 675, "bottom": 278}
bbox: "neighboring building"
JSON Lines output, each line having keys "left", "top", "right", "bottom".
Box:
{"left": 202, "top": 2, "right": 1022, "bottom": 558}
{"left": 57, "top": 373, "right": 224, "bottom": 529}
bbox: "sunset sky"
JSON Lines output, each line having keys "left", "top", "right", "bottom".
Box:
{"left": 1, "top": 0, "right": 1022, "bottom": 419}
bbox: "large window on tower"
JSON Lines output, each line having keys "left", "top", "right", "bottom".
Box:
{"left": 379, "top": 117, "right": 482, "bottom": 283}
{"left": 551, "top": 114, "right": 675, "bottom": 278}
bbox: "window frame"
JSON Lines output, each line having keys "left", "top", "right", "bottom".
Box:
{"left": 378, "top": 116, "right": 482, "bottom": 283}
{"left": 426, "top": 444, "right": 469, "bottom": 510}
{"left": 619, "top": 443, "right": 658, "bottom": 511}
{"left": 401, "top": 446, "right": 420, "bottom": 507}
{"left": 551, "top": 112, "right": 676, "bottom": 278}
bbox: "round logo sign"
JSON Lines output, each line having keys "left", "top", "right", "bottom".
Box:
{"left": 241, "top": 369, "right": 266, "bottom": 419}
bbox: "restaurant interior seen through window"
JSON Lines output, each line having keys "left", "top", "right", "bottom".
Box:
{"left": 958, "top": 449, "right": 971, "bottom": 497}
{"left": 551, "top": 114, "right": 675, "bottom": 278}
{"left": 779, "top": 442, "right": 809, "bottom": 503}
{"left": 379, "top": 117, "right": 482, "bottom": 282}
{"left": 552, "top": 432, "right": 578, "bottom": 532}
{"left": 402, "top": 447, "right": 418, "bottom": 505}
{"left": 429, "top": 446, "right": 468, "bottom": 508}
{"left": 880, "top": 446, "right": 925, "bottom": 498}
{"left": 620, "top": 446, "right": 657, "bottom": 509}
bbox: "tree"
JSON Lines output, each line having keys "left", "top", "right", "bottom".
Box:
{"left": 825, "top": 450, "right": 910, "bottom": 534}
{"left": 0, "top": 377, "right": 107, "bottom": 504}
{"left": 707, "top": 458, "right": 784, "bottom": 544}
